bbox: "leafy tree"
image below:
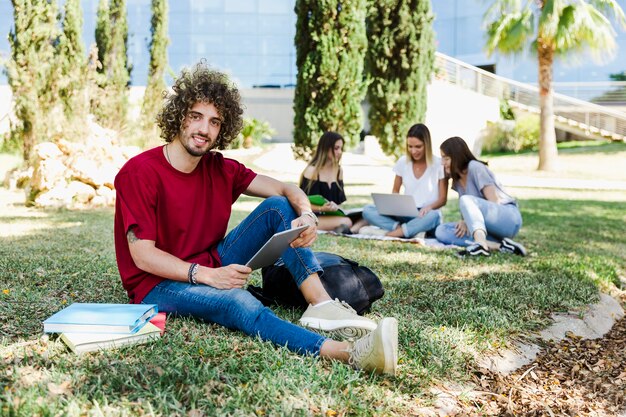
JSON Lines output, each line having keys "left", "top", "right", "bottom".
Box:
{"left": 6, "top": 0, "right": 62, "bottom": 164}
{"left": 484, "top": 0, "right": 626, "bottom": 171}
{"left": 293, "top": 0, "right": 368, "bottom": 159}
{"left": 365, "top": 0, "right": 435, "bottom": 158}
{"left": 609, "top": 71, "right": 626, "bottom": 81}
{"left": 58, "top": 0, "right": 88, "bottom": 123}
{"left": 141, "top": 0, "right": 169, "bottom": 140}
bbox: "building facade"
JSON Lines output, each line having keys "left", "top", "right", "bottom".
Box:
{"left": 1, "top": 0, "right": 625, "bottom": 87}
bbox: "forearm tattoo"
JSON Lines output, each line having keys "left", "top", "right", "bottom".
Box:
{"left": 127, "top": 228, "right": 141, "bottom": 244}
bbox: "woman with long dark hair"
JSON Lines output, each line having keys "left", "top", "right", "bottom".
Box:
{"left": 435, "top": 136, "right": 526, "bottom": 257}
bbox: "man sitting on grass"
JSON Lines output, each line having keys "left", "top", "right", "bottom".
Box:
{"left": 113, "top": 61, "right": 398, "bottom": 375}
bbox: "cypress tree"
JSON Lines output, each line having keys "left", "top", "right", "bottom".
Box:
{"left": 94, "top": 0, "right": 130, "bottom": 128}
{"left": 58, "top": 0, "right": 88, "bottom": 122}
{"left": 7, "top": 0, "right": 62, "bottom": 164}
{"left": 365, "top": 0, "right": 435, "bottom": 158}
{"left": 95, "top": 0, "right": 110, "bottom": 77}
{"left": 141, "top": 0, "right": 169, "bottom": 140}
{"left": 293, "top": 0, "right": 368, "bottom": 159}
{"left": 108, "top": 0, "right": 132, "bottom": 86}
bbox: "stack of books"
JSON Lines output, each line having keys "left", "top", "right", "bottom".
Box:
{"left": 43, "top": 303, "right": 165, "bottom": 354}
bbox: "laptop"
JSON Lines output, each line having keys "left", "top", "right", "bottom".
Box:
{"left": 371, "top": 193, "right": 419, "bottom": 217}
{"left": 245, "top": 225, "right": 310, "bottom": 270}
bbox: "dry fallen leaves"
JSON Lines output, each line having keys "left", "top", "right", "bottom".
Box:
{"left": 459, "top": 315, "right": 626, "bottom": 416}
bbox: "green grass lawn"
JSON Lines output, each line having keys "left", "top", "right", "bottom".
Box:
{"left": 486, "top": 140, "right": 626, "bottom": 181}
{"left": 1, "top": 145, "right": 625, "bottom": 416}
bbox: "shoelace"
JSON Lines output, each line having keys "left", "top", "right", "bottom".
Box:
{"left": 332, "top": 298, "right": 357, "bottom": 315}
{"left": 347, "top": 331, "right": 373, "bottom": 367}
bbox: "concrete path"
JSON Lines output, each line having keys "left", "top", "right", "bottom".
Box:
{"left": 225, "top": 143, "right": 626, "bottom": 192}
{"left": 477, "top": 293, "right": 625, "bottom": 374}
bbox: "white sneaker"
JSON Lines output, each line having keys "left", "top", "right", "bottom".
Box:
{"left": 349, "top": 317, "right": 398, "bottom": 375}
{"left": 299, "top": 299, "right": 377, "bottom": 339}
{"left": 358, "top": 226, "right": 388, "bottom": 236}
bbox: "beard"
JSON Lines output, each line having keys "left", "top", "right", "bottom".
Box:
{"left": 181, "top": 132, "right": 216, "bottom": 157}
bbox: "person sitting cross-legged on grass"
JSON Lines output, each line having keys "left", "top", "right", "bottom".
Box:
{"left": 299, "top": 131, "right": 367, "bottom": 234}
{"left": 434, "top": 136, "right": 527, "bottom": 257}
{"left": 360, "top": 123, "right": 448, "bottom": 238}
{"left": 113, "top": 61, "right": 398, "bottom": 375}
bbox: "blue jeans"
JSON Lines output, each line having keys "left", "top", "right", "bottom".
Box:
{"left": 362, "top": 204, "right": 442, "bottom": 237}
{"left": 143, "top": 196, "right": 326, "bottom": 355}
{"left": 435, "top": 195, "right": 522, "bottom": 247}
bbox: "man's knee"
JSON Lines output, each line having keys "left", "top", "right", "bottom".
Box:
{"left": 262, "top": 195, "right": 291, "bottom": 211}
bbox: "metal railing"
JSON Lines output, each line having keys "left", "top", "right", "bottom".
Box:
{"left": 551, "top": 82, "right": 626, "bottom": 105}
{"left": 434, "top": 52, "right": 626, "bottom": 141}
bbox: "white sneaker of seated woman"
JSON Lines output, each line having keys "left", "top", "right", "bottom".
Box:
{"left": 358, "top": 226, "right": 388, "bottom": 236}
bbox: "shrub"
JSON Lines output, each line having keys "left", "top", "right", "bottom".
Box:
{"left": 482, "top": 114, "right": 539, "bottom": 153}
{"left": 499, "top": 98, "right": 515, "bottom": 121}
{"left": 232, "top": 118, "right": 276, "bottom": 149}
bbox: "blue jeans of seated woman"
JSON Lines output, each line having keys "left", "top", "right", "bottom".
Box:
{"left": 434, "top": 194, "right": 522, "bottom": 247}
{"left": 362, "top": 204, "right": 442, "bottom": 237}
{"left": 143, "top": 196, "right": 326, "bottom": 356}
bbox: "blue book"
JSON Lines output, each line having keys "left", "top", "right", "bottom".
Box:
{"left": 43, "top": 303, "right": 158, "bottom": 334}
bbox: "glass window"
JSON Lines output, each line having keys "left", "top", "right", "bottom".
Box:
{"left": 259, "top": 0, "right": 292, "bottom": 14}
{"left": 455, "top": 16, "right": 484, "bottom": 55}
{"left": 191, "top": 34, "right": 225, "bottom": 55}
{"left": 224, "top": 35, "right": 260, "bottom": 56}
{"left": 432, "top": 0, "right": 457, "bottom": 19}
{"left": 170, "top": 0, "right": 192, "bottom": 13}
{"left": 258, "top": 14, "right": 295, "bottom": 35}
{"left": 203, "top": 0, "right": 225, "bottom": 12}
{"left": 223, "top": 14, "right": 258, "bottom": 34}
{"left": 259, "top": 55, "right": 293, "bottom": 76}
{"left": 218, "top": 54, "right": 258, "bottom": 76}
{"left": 225, "top": 0, "right": 256, "bottom": 13}
{"left": 433, "top": 19, "right": 455, "bottom": 55}
{"left": 258, "top": 35, "right": 294, "bottom": 55}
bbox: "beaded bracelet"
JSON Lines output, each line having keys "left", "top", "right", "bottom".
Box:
{"left": 188, "top": 263, "right": 199, "bottom": 285}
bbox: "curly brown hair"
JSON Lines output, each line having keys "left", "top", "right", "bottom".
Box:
{"left": 157, "top": 61, "right": 244, "bottom": 149}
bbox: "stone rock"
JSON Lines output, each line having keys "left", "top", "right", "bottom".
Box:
{"left": 5, "top": 167, "right": 33, "bottom": 190}
{"left": 95, "top": 185, "right": 116, "bottom": 206}
{"left": 35, "top": 142, "right": 63, "bottom": 160}
{"left": 90, "top": 195, "right": 108, "bottom": 207}
{"left": 16, "top": 116, "right": 140, "bottom": 208}
{"left": 67, "top": 181, "right": 96, "bottom": 204}
{"left": 34, "top": 185, "right": 73, "bottom": 208}
{"left": 31, "top": 157, "right": 68, "bottom": 191}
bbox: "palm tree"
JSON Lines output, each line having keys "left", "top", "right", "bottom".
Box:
{"left": 484, "top": 0, "right": 626, "bottom": 171}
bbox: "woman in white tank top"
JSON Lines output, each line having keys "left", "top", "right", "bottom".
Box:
{"left": 360, "top": 124, "right": 448, "bottom": 238}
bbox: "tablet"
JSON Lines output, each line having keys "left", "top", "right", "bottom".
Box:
{"left": 245, "top": 225, "right": 310, "bottom": 270}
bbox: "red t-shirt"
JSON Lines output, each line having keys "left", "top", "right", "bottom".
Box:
{"left": 114, "top": 146, "right": 257, "bottom": 303}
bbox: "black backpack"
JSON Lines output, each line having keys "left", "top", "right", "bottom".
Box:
{"left": 247, "top": 252, "right": 384, "bottom": 315}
